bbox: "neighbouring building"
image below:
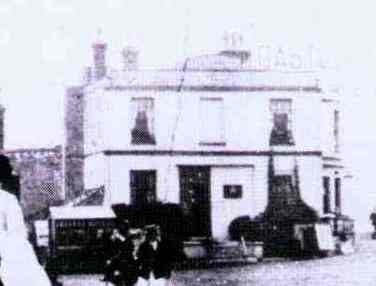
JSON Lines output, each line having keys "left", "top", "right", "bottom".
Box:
{"left": 5, "top": 146, "right": 64, "bottom": 220}
{"left": 64, "top": 39, "right": 348, "bottom": 241}
{"left": 0, "top": 101, "right": 64, "bottom": 220}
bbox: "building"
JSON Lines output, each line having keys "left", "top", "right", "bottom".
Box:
{"left": 5, "top": 146, "right": 64, "bottom": 220}
{"left": 65, "top": 86, "right": 85, "bottom": 202}
{"left": 0, "top": 100, "right": 64, "bottom": 220}
{"left": 65, "top": 40, "right": 348, "bottom": 241}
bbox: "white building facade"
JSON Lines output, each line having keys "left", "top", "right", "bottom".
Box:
{"left": 76, "top": 45, "right": 345, "bottom": 240}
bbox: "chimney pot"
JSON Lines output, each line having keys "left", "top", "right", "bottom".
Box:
{"left": 92, "top": 41, "right": 107, "bottom": 80}
{"left": 122, "top": 46, "right": 139, "bottom": 71}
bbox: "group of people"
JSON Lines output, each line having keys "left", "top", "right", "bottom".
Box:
{"left": 0, "top": 154, "right": 178, "bottom": 286}
{"left": 103, "top": 221, "right": 175, "bottom": 286}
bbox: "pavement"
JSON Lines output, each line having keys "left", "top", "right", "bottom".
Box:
{"left": 61, "top": 236, "right": 376, "bottom": 286}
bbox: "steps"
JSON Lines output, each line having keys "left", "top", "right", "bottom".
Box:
{"left": 183, "top": 237, "right": 263, "bottom": 266}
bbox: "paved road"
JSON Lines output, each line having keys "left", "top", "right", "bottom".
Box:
{"left": 61, "top": 237, "right": 376, "bottom": 286}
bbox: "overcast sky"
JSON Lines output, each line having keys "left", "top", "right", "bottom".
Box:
{"left": 0, "top": 0, "right": 375, "bottom": 230}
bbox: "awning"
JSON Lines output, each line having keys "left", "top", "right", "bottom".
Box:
{"left": 49, "top": 206, "right": 115, "bottom": 220}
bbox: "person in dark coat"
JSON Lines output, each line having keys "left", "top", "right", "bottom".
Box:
{"left": 137, "top": 225, "right": 174, "bottom": 286}
{"left": 102, "top": 220, "right": 142, "bottom": 286}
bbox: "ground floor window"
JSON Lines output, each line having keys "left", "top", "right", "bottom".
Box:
{"left": 322, "top": 176, "right": 331, "bottom": 213}
{"left": 335, "top": 177, "right": 341, "bottom": 214}
{"left": 130, "top": 170, "right": 157, "bottom": 205}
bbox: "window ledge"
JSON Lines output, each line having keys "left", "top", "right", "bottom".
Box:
{"left": 131, "top": 143, "right": 157, "bottom": 146}
{"left": 199, "top": 142, "right": 226, "bottom": 147}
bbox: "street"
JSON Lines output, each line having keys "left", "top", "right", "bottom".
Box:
{"left": 61, "top": 235, "right": 376, "bottom": 286}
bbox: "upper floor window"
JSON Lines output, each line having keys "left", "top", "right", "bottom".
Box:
{"left": 199, "top": 97, "right": 225, "bottom": 146}
{"left": 269, "top": 99, "right": 294, "bottom": 146}
{"left": 334, "top": 110, "right": 340, "bottom": 153}
{"left": 131, "top": 98, "right": 156, "bottom": 145}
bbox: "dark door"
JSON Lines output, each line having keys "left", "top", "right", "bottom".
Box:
{"left": 130, "top": 170, "right": 156, "bottom": 205}
{"left": 179, "top": 166, "right": 211, "bottom": 237}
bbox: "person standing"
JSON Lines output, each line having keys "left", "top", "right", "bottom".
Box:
{"left": 137, "top": 225, "right": 174, "bottom": 286}
{"left": 103, "top": 220, "right": 142, "bottom": 286}
{"left": 0, "top": 154, "right": 51, "bottom": 286}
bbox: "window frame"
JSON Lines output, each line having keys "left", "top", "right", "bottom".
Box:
{"left": 223, "top": 185, "right": 243, "bottom": 199}
{"left": 130, "top": 170, "right": 157, "bottom": 205}
{"left": 322, "top": 176, "right": 331, "bottom": 214}
{"left": 269, "top": 98, "right": 293, "bottom": 131}
{"left": 269, "top": 98, "right": 294, "bottom": 146}
{"left": 198, "top": 97, "right": 226, "bottom": 146}
{"left": 130, "top": 97, "right": 156, "bottom": 145}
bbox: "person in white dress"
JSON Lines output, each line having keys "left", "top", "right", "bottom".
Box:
{"left": 0, "top": 155, "right": 51, "bottom": 286}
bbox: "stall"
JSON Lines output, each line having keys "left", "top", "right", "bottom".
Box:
{"left": 48, "top": 206, "right": 116, "bottom": 273}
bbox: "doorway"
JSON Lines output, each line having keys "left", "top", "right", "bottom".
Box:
{"left": 130, "top": 170, "right": 157, "bottom": 205}
{"left": 179, "top": 166, "right": 211, "bottom": 237}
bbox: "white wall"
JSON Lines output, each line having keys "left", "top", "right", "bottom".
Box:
{"left": 84, "top": 153, "right": 106, "bottom": 190}
{"left": 81, "top": 78, "right": 347, "bottom": 238}
{"left": 211, "top": 166, "right": 254, "bottom": 240}
{"left": 100, "top": 153, "right": 324, "bottom": 238}
{"left": 84, "top": 89, "right": 326, "bottom": 154}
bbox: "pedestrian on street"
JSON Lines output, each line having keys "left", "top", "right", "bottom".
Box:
{"left": 137, "top": 225, "right": 174, "bottom": 286}
{"left": 0, "top": 154, "right": 51, "bottom": 286}
{"left": 103, "top": 219, "right": 143, "bottom": 286}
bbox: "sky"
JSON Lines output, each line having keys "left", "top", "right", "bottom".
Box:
{"left": 0, "top": 0, "right": 375, "bottom": 230}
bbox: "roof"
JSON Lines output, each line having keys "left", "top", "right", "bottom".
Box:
{"left": 87, "top": 52, "right": 322, "bottom": 92}
{"left": 70, "top": 186, "right": 105, "bottom": 207}
{"left": 49, "top": 206, "right": 115, "bottom": 220}
{"left": 3, "top": 146, "right": 62, "bottom": 160}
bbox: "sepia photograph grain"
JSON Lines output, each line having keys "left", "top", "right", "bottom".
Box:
{"left": 0, "top": 1, "right": 372, "bottom": 285}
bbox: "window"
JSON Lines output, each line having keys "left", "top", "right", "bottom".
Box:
{"left": 199, "top": 97, "right": 225, "bottom": 145}
{"left": 335, "top": 177, "right": 341, "bottom": 214}
{"left": 130, "top": 170, "right": 157, "bottom": 205}
{"left": 271, "top": 175, "right": 295, "bottom": 205}
{"left": 269, "top": 99, "right": 294, "bottom": 146}
{"left": 322, "top": 176, "right": 331, "bottom": 213}
{"left": 334, "top": 110, "right": 340, "bottom": 153}
{"left": 131, "top": 98, "right": 156, "bottom": 145}
{"left": 223, "top": 185, "right": 242, "bottom": 199}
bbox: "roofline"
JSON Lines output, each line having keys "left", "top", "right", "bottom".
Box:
{"left": 104, "top": 85, "right": 321, "bottom": 93}
{"left": 2, "top": 146, "right": 62, "bottom": 154}
{"left": 103, "top": 67, "right": 322, "bottom": 73}
{"left": 101, "top": 150, "right": 323, "bottom": 157}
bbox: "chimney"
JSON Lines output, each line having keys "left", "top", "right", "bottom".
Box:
{"left": 122, "top": 46, "right": 139, "bottom": 71}
{"left": 221, "top": 31, "right": 250, "bottom": 63}
{"left": 92, "top": 41, "right": 107, "bottom": 80}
